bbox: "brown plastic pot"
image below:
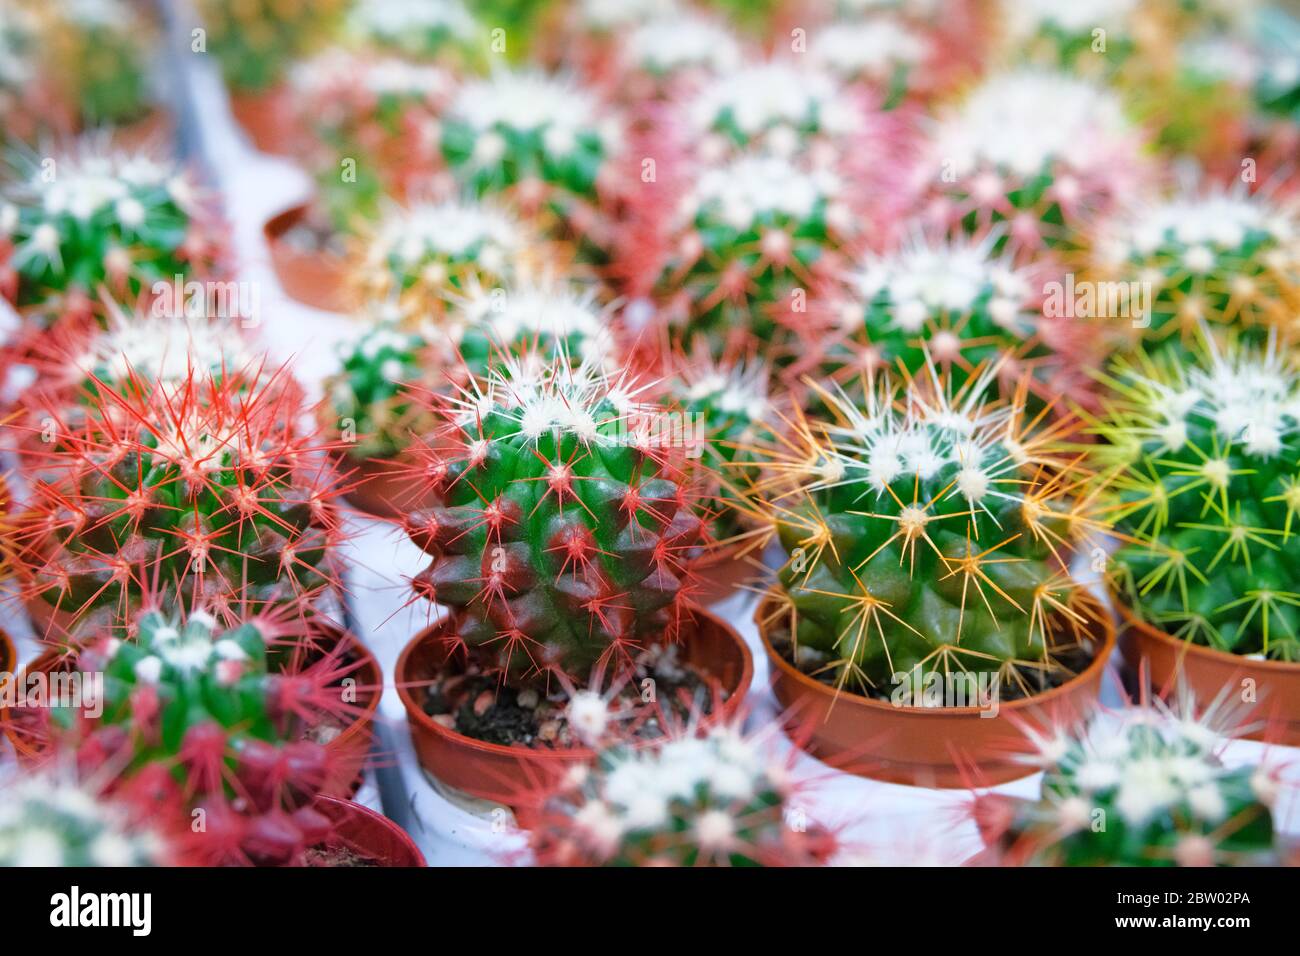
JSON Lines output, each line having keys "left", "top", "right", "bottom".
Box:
{"left": 310, "top": 796, "right": 425, "bottom": 867}
{"left": 1117, "top": 601, "right": 1300, "bottom": 746}
{"left": 754, "top": 590, "right": 1116, "bottom": 788}
{"left": 264, "top": 203, "right": 351, "bottom": 313}
{"left": 0, "top": 628, "right": 13, "bottom": 676}
{"left": 396, "top": 608, "right": 754, "bottom": 806}
{"left": 332, "top": 451, "right": 442, "bottom": 520}
{"left": 689, "top": 539, "right": 761, "bottom": 607}
{"left": 0, "top": 623, "right": 382, "bottom": 776}
{"left": 228, "top": 86, "right": 301, "bottom": 156}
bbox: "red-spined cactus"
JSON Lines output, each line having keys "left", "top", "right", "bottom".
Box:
{"left": 0, "top": 139, "right": 224, "bottom": 313}
{"left": 406, "top": 349, "right": 709, "bottom": 685}
{"left": 15, "top": 356, "right": 345, "bottom": 628}
{"left": 36, "top": 605, "right": 374, "bottom": 867}
{"left": 915, "top": 68, "right": 1147, "bottom": 259}
{"left": 523, "top": 719, "right": 838, "bottom": 867}
{"left": 288, "top": 49, "right": 453, "bottom": 229}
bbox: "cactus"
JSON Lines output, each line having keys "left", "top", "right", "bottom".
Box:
{"left": 342, "top": 0, "right": 479, "bottom": 63}
{"left": 614, "top": 13, "right": 742, "bottom": 97}
{"left": 665, "top": 352, "right": 771, "bottom": 545}
{"left": 347, "top": 198, "right": 532, "bottom": 329}
{"left": 1088, "top": 185, "right": 1300, "bottom": 353}
{"left": 16, "top": 357, "right": 344, "bottom": 625}
{"left": 437, "top": 70, "right": 625, "bottom": 261}
{"left": 981, "top": 702, "right": 1281, "bottom": 866}
{"left": 406, "top": 349, "right": 708, "bottom": 685}
{"left": 525, "top": 721, "right": 837, "bottom": 866}
{"left": 1091, "top": 335, "right": 1300, "bottom": 661}
{"left": 809, "top": 17, "right": 932, "bottom": 104}
{"left": 0, "top": 771, "right": 173, "bottom": 866}
{"left": 917, "top": 69, "right": 1144, "bottom": 258}
{"left": 648, "top": 151, "right": 858, "bottom": 366}
{"left": 197, "top": 0, "right": 351, "bottom": 94}
{"left": 827, "top": 233, "right": 1060, "bottom": 402}
{"left": 0, "top": 0, "right": 42, "bottom": 146}
{"left": 38, "top": 0, "right": 154, "bottom": 127}
{"left": 326, "top": 282, "right": 617, "bottom": 464}
{"left": 998, "top": 0, "right": 1141, "bottom": 75}
{"left": 0, "top": 140, "right": 222, "bottom": 311}
{"left": 753, "top": 366, "right": 1108, "bottom": 699}
{"left": 42, "top": 606, "right": 371, "bottom": 867}
{"left": 288, "top": 50, "right": 452, "bottom": 230}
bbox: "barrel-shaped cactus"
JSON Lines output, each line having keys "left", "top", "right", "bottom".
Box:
{"left": 197, "top": 0, "right": 351, "bottom": 94}
{"left": 808, "top": 16, "right": 932, "bottom": 100}
{"left": 17, "top": 358, "right": 343, "bottom": 625}
{"left": 827, "top": 233, "right": 1062, "bottom": 402}
{"left": 347, "top": 198, "right": 532, "bottom": 329}
{"left": 1088, "top": 185, "right": 1300, "bottom": 353}
{"left": 916, "top": 69, "right": 1145, "bottom": 258}
{"left": 326, "top": 317, "right": 433, "bottom": 462}
{"left": 342, "top": 0, "right": 479, "bottom": 64}
{"left": 0, "top": 772, "right": 173, "bottom": 867}
{"left": 44, "top": 606, "right": 368, "bottom": 867}
{"left": 526, "top": 721, "right": 836, "bottom": 866}
{"left": 613, "top": 12, "right": 743, "bottom": 99}
{"left": 38, "top": 0, "right": 154, "bottom": 128}
{"left": 406, "top": 350, "right": 708, "bottom": 684}
{"left": 289, "top": 50, "right": 452, "bottom": 229}
{"left": 649, "top": 151, "right": 858, "bottom": 366}
{"left": 997, "top": 0, "right": 1142, "bottom": 75}
{"left": 754, "top": 367, "right": 1107, "bottom": 698}
{"left": 1092, "top": 336, "right": 1300, "bottom": 661}
{"left": 981, "top": 704, "right": 1281, "bottom": 866}
{"left": 438, "top": 70, "right": 625, "bottom": 260}
{"left": 0, "top": 140, "right": 222, "bottom": 310}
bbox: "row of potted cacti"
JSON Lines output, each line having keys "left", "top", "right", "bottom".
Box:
{"left": 0, "top": 0, "right": 1298, "bottom": 868}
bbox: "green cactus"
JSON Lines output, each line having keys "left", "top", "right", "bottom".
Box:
{"left": 407, "top": 350, "right": 708, "bottom": 684}
{"left": 989, "top": 706, "right": 1280, "bottom": 866}
{"left": 342, "top": 0, "right": 480, "bottom": 63}
{"left": 1089, "top": 187, "right": 1300, "bottom": 352}
{"left": 527, "top": 722, "right": 836, "bottom": 866}
{"left": 1001, "top": 0, "right": 1140, "bottom": 76}
{"left": 348, "top": 198, "right": 530, "bottom": 329}
{"left": 652, "top": 152, "right": 856, "bottom": 365}
{"left": 41, "top": 0, "right": 154, "bottom": 127}
{"left": 828, "top": 234, "right": 1055, "bottom": 400}
{"left": 0, "top": 141, "right": 220, "bottom": 309}
{"left": 438, "top": 70, "right": 622, "bottom": 260}
{"left": 19, "top": 359, "right": 342, "bottom": 623}
{"left": 197, "top": 0, "right": 351, "bottom": 94}
{"left": 0, "top": 773, "right": 167, "bottom": 867}
{"left": 327, "top": 317, "right": 430, "bottom": 461}
{"left": 755, "top": 368, "right": 1106, "bottom": 699}
{"left": 1093, "top": 336, "right": 1300, "bottom": 661}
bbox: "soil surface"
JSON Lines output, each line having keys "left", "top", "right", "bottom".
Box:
{"left": 422, "top": 643, "right": 727, "bottom": 748}
{"left": 303, "top": 844, "right": 379, "bottom": 867}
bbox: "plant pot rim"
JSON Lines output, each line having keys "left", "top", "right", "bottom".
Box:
{"left": 396, "top": 607, "right": 755, "bottom": 763}
{"left": 1114, "top": 594, "right": 1300, "bottom": 674}
{"left": 755, "top": 587, "right": 1116, "bottom": 717}
{"left": 0, "top": 628, "right": 13, "bottom": 673}
{"left": 312, "top": 795, "right": 426, "bottom": 867}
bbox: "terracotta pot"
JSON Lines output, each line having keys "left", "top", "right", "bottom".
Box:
{"left": 754, "top": 590, "right": 1116, "bottom": 788}
{"left": 0, "top": 623, "right": 382, "bottom": 778}
{"left": 228, "top": 86, "right": 300, "bottom": 156}
{"left": 310, "top": 796, "right": 425, "bottom": 867}
{"left": 0, "top": 628, "right": 13, "bottom": 675}
{"left": 263, "top": 203, "right": 351, "bottom": 313}
{"left": 332, "top": 451, "right": 442, "bottom": 520}
{"left": 689, "top": 538, "right": 761, "bottom": 607}
{"left": 1117, "top": 601, "right": 1300, "bottom": 746}
{"left": 396, "top": 608, "right": 755, "bottom": 806}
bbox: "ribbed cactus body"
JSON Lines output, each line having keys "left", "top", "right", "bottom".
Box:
{"left": 409, "top": 353, "right": 704, "bottom": 683}
{"left": 760, "top": 374, "right": 1100, "bottom": 697}
{"left": 1096, "top": 341, "right": 1300, "bottom": 660}
{"left": 0, "top": 775, "right": 166, "bottom": 867}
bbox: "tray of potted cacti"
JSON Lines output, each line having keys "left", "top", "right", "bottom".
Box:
{"left": 1, "top": 603, "right": 420, "bottom": 867}
{"left": 394, "top": 348, "right": 754, "bottom": 806}
{"left": 971, "top": 696, "right": 1288, "bottom": 866}
{"left": 744, "top": 361, "right": 1115, "bottom": 787}
{"left": 1090, "top": 332, "right": 1300, "bottom": 744}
